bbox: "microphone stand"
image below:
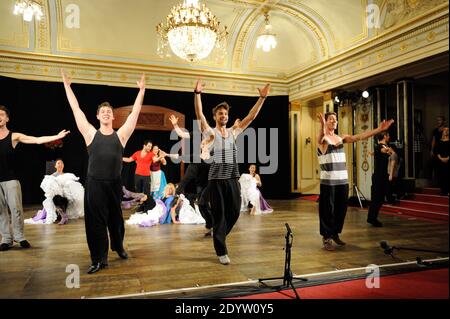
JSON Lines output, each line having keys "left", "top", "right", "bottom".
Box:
{"left": 259, "top": 223, "right": 307, "bottom": 299}
{"left": 382, "top": 242, "right": 448, "bottom": 263}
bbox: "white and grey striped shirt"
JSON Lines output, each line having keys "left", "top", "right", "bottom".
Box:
{"left": 317, "top": 141, "right": 348, "bottom": 186}
{"left": 208, "top": 128, "right": 240, "bottom": 180}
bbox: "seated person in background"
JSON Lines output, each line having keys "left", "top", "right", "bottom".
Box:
{"left": 126, "top": 183, "right": 176, "bottom": 227}
{"left": 25, "top": 159, "right": 84, "bottom": 225}
{"left": 135, "top": 193, "right": 157, "bottom": 213}
{"left": 121, "top": 185, "right": 148, "bottom": 209}
{"left": 239, "top": 164, "right": 273, "bottom": 215}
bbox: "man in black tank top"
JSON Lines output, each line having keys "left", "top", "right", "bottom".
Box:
{"left": 0, "top": 105, "right": 70, "bottom": 251}
{"left": 62, "top": 70, "right": 146, "bottom": 274}
{"left": 194, "top": 80, "right": 271, "bottom": 265}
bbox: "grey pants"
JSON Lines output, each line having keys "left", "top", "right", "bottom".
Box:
{"left": 0, "top": 180, "right": 25, "bottom": 244}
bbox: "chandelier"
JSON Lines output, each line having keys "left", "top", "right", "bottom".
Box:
{"left": 256, "top": 11, "right": 277, "bottom": 52}
{"left": 13, "top": 0, "right": 43, "bottom": 22}
{"left": 156, "top": 0, "right": 228, "bottom": 62}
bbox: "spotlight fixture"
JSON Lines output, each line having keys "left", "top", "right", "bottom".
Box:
{"left": 362, "top": 90, "right": 369, "bottom": 98}
{"left": 334, "top": 96, "right": 340, "bottom": 103}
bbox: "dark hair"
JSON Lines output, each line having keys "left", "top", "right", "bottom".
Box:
{"left": 377, "top": 132, "right": 389, "bottom": 141}
{"left": 55, "top": 158, "right": 64, "bottom": 163}
{"left": 143, "top": 139, "right": 152, "bottom": 146}
{"left": 324, "top": 112, "right": 337, "bottom": 120}
{"left": 212, "top": 102, "right": 230, "bottom": 116}
{"left": 97, "top": 101, "right": 113, "bottom": 114}
{"left": 0, "top": 105, "right": 10, "bottom": 117}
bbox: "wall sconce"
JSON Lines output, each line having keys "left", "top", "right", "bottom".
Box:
{"left": 305, "top": 137, "right": 311, "bottom": 145}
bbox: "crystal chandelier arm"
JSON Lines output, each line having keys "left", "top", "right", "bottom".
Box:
{"left": 194, "top": 80, "right": 213, "bottom": 134}
{"left": 117, "top": 74, "right": 146, "bottom": 146}
{"left": 235, "top": 84, "right": 271, "bottom": 134}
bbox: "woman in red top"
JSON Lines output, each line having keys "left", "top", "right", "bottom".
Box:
{"left": 123, "top": 140, "right": 154, "bottom": 195}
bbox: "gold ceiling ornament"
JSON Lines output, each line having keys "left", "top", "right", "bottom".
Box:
{"left": 256, "top": 9, "right": 277, "bottom": 53}
{"left": 13, "top": 0, "right": 43, "bottom": 22}
{"left": 156, "top": 0, "right": 228, "bottom": 63}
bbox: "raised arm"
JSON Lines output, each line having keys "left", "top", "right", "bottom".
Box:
{"left": 194, "top": 80, "right": 213, "bottom": 135}
{"left": 117, "top": 74, "right": 146, "bottom": 146}
{"left": 61, "top": 69, "right": 95, "bottom": 144}
{"left": 169, "top": 115, "right": 190, "bottom": 139}
{"left": 234, "top": 84, "right": 270, "bottom": 134}
{"left": 159, "top": 150, "right": 179, "bottom": 161}
{"left": 317, "top": 113, "right": 327, "bottom": 145}
{"left": 12, "top": 130, "right": 70, "bottom": 148}
{"left": 342, "top": 119, "right": 395, "bottom": 143}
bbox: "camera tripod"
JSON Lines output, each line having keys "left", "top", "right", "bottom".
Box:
{"left": 353, "top": 183, "right": 367, "bottom": 209}
{"left": 259, "top": 223, "right": 307, "bottom": 299}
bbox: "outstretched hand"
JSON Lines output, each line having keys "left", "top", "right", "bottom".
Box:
{"left": 57, "top": 129, "right": 70, "bottom": 139}
{"left": 317, "top": 113, "right": 326, "bottom": 127}
{"left": 379, "top": 119, "right": 395, "bottom": 131}
{"left": 169, "top": 114, "right": 179, "bottom": 126}
{"left": 137, "top": 74, "right": 146, "bottom": 90}
{"left": 195, "top": 80, "right": 205, "bottom": 93}
{"left": 258, "top": 83, "right": 271, "bottom": 98}
{"left": 61, "top": 69, "right": 71, "bottom": 86}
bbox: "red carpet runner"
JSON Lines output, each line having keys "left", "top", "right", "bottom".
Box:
{"left": 234, "top": 268, "right": 449, "bottom": 299}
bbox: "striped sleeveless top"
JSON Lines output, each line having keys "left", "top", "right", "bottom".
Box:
{"left": 208, "top": 128, "right": 240, "bottom": 180}
{"left": 317, "top": 137, "right": 348, "bottom": 186}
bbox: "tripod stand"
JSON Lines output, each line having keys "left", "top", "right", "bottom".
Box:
{"left": 353, "top": 183, "right": 367, "bottom": 209}
{"left": 259, "top": 223, "right": 307, "bottom": 299}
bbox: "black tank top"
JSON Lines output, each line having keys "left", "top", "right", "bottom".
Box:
{"left": 87, "top": 131, "right": 123, "bottom": 180}
{"left": 0, "top": 132, "right": 16, "bottom": 182}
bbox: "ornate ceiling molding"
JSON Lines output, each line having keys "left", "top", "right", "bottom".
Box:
{"left": 288, "top": 12, "right": 449, "bottom": 101}
{"left": 231, "top": 1, "right": 330, "bottom": 74}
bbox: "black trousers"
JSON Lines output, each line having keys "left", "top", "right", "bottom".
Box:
{"left": 208, "top": 179, "right": 241, "bottom": 256}
{"left": 368, "top": 174, "right": 389, "bottom": 222}
{"left": 386, "top": 177, "right": 399, "bottom": 204}
{"left": 134, "top": 174, "right": 150, "bottom": 195}
{"left": 319, "top": 184, "right": 349, "bottom": 238}
{"left": 84, "top": 177, "right": 125, "bottom": 264}
{"left": 177, "top": 162, "right": 213, "bottom": 229}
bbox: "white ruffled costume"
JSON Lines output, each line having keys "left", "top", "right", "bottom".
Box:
{"left": 126, "top": 194, "right": 205, "bottom": 227}
{"left": 177, "top": 194, "right": 206, "bottom": 224}
{"left": 239, "top": 173, "right": 273, "bottom": 215}
{"left": 25, "top": 173, "right": 84, "bottom": 224}
{"left": 126, "top": 199, "right": 167, "bottom": 227}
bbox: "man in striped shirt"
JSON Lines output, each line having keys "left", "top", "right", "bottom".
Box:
{"left": 194, "top": 80, "right": 270, "bottom": 265}
{"left": 317, "top": 112, "right": 394, "bottom": 251}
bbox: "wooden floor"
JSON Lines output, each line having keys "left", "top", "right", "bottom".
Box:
{"left": 0, "top": 199, "right": 448, "bottom": 299}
